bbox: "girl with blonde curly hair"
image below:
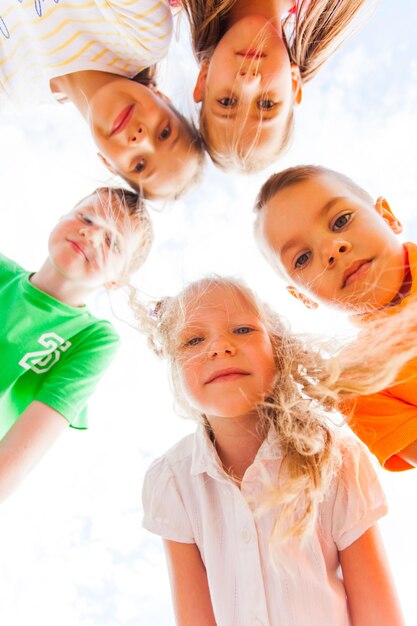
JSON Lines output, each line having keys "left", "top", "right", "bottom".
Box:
{"left": 142, "top": 276, "right": 407, "bottom": 626}
{"left": 181, "top": 0, "right": 372, "bottom": 172}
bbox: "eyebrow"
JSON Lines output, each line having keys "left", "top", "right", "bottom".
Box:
{"left": 280, "top": 196, "right": 347, "bottom": 257}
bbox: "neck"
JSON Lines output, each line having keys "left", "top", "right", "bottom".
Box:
{"left": 51, "top": 71, "right": 121, "bottom": 120}
{"left": 227, "top": 0, "right": 293, "bottom": 30}
{"left": 207, "top": 412, "right": 265, "bottom": 484}
{"left": 30, "top": 260, "right": 93, "bottom": 308}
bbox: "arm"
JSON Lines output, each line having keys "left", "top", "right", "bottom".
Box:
{"left": 0, "top": 400, "right": 68, "bottom": 503}
{"left": 164, "top": 539, "right": 217, "bottom": 626}
{"left": 339, "top": 525, "right": 405, "bottom": 626}
{"left": 397, "top": 439, "right": 417, "bottom": 467}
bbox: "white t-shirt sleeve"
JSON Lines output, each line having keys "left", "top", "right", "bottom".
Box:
{"left": 142, "top": 455, "right": 195, "bottom": 543}
{"left": 332, "top": 437, "right": 388, "bottom": 551}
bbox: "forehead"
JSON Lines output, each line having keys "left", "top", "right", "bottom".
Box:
{"left": 262, "top": 174, "right": 364, "bottom": 235}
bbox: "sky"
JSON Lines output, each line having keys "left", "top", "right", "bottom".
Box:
{"left": 0, "top": 1, "right": 417, "bottom": 624}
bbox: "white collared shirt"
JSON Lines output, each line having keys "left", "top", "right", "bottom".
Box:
{"left": 143, "top": 426, "right": 387, "bottom": 626}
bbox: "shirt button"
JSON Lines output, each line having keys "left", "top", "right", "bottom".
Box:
{"left": 241, "top": 528, "right": 251, "bottom": 543}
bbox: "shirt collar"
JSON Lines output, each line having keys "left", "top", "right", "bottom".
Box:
{"left": 190, "top": 422, "right": 282, "bottom": 480}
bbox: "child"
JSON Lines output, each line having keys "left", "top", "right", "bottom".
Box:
{"left": 0, "top": 0, "right": 204, "bottom": 200}
{"left": 0, "top": 186, "right": 152, "bottom": 502}
{"left": 182, "top": 0, "right": 370, "bottom": 172}
{"left": 254, "top": 164, "right": 417, "bottom": 471}
{"left": 142, "top": 276, "right": 406, "bottom": 626}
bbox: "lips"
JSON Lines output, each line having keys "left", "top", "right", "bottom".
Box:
{"left": 67, "top": 239, "right": 88, "bottom": 261}
{"left": 205, "top": 368, "right": 250, "bottom": 384}
{"left": 236, "top": 49, "right": 266, "bottom": 59}
{"left": 110, "top": 104, "right": 135, "bottom": 136}
{"left": 342, "top": 259, "right": 373, "bottom": 288}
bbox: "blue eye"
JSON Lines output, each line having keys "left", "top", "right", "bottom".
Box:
{"left": 294, "top": 251, "right": 311, "bottom": 269}
{"left": 218, "top": 97, "right": 237, "bottom": 107}
{"left": 80, "top": 213, "right": 93, "bottom": 225}
{"left": 159, "top": 125, "right": 171, "bottom": 141}
{"left": 333, "top": 213, "right": 351, "bottom": 231}
{"left": 184, "top": 336, "right": 204, "bottom": 348}
{"left": 258, "top": 99, "right": 276, "bottom": 110}
{"left": 234, "top": 326, "right": 252, "bottom": 335}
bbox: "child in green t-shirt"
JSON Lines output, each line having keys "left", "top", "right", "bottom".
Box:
{"left": 0, "top": 187, "right": 152, "bottom": 501}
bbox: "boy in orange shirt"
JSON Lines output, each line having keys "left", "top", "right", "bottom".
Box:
{"left": 254, "top": 164, "right": 417, "bottom": 471}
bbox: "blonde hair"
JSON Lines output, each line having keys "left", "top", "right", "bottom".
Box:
{"left": 146, "top": 275, "right": 417, "bottom": 553}
{"left": 182, "top": 0, "right": 371, "bottom": 172}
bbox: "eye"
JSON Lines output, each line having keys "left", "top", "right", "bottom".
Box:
{"left": 258, "top": 99, "right": 276, "bottom": 110}
{"left": 159, "top": 125, "right": 171, "bottom": 141}
{"left": 134, "top": 159, "right": 146, "bottom": 174}
{"left": 332, "top": 213, "right": 352, "bottom": 231}
{"left": 294, "top": 251, "right": 311, "bottom": 269}
{"left": 234, "top": 326, "right": 253, "bottom": 335}
{"left": 217, "top": 96, "right": 237, "bottom": 108}
{"left": 184, "top": 336, "right": 204, "bottom": 348}
{"left": 79, "top": 213, "right": 93, "bottom": 225}
{"left": 105, "top": 233, "right": 120, "bottom": 253}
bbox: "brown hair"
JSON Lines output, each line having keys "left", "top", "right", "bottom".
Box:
{"left": 254, "top": 164, "right": 374, "bottom": 215}
{"left": 182, "top": 0, "right": 371, "bottom": 171}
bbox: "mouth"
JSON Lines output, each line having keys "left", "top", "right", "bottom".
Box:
{"left": 67, "top": 239, "right": 88, "bottom": 261}
{"left": 110, "top": 104, "right": 135, "bottom": 136}
{"left": 205, "top": 368, "right": 250, "bottom": 384}
{"left": 236, "top": 49, "right": 266, "bottom": 59}
{"left": 342, "top": 259, "right": 373, "bottom": 289}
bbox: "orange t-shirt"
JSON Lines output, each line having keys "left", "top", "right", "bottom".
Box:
{"left": 342, "top": 242, "right": 417, "bottom": 471}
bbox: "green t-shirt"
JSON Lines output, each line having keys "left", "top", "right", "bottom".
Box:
{"left": 0, "top": 253, "right": 120, "bottom": 440}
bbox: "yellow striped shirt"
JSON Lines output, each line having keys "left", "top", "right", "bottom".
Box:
{"left": 0, "top": 0, "right": 173, "bottom": 107}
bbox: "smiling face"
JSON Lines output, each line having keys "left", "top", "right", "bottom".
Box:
{"left": 175, "top": 283, "right": 277, "bottom": 422}
{"left": 194, "top": 16, "right": 301, "bottom": 168}
{"left": 258, "top": 173, "right": 406, "bottom": 312}
{"left": 87, "top": 79, "right": 201, "bottom": 200}
{"left": 48, "top": 190, "right": 135, "bottom": 291}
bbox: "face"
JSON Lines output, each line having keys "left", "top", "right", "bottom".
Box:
{"left": 194, "top": 16, "right": 301, "bottom": 163}
{"left": 88, "top": 79, "right": 199, "bottom": 200}
{"left": 175, "top": 284, "right": 276, "bottom": 423}
{"left": 259, "top": 174, "right": 405, "bottom": 311}
{"left": 48, "top": 191, "right": 133, "bottom": 290}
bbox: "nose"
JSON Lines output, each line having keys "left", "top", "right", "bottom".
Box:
{"left": 79, "top": 224, "right": 103, "bottom": 247}
{"left": 128, "top": 123, "right": 152, "bottom": 148}
{"left": 322, "top": 239, "right": 352, "bottom": 267}
{"left": 208, "top": 336, "right": 237, "bottom": 359}
{"left": 237, "top": 66, "right": 261, "bottom": 86}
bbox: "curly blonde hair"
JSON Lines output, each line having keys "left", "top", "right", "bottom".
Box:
{"left": 144, "top": 275, "right": 417, "bottom": 550}
{"left": 181, "top": 0, "right": 372, "bottom": 172}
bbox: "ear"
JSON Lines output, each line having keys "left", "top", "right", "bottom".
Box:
{"left": 374, "top": 197, "right": 403, "bottom": 234}
{"left": 290, "top": 65, "right": 303, "bottom": 106}
{"left": 193, "top": 62, "right": 209, "bottom": 103}
{"left": 97, "top": 152, "right": 117, "bottom": 175}
{"left": 286, "top": 285, "right": 318, "bottom": 310}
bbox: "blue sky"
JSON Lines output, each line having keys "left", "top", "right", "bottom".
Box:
{"left": 0, "top": 1, "right": 416, "bottom": 624}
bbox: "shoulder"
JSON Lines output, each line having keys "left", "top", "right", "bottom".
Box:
{"left": 73, "top": 316, "right": 120, "bottom": 349}
{"left": 145, "top": 433, "right": 196, "bottom": 482}
{"left": 327, "top": 431, "right": 387, "bottom": 550}
{"left": 0, "top": 252, "right": 26, "bottom": 284}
